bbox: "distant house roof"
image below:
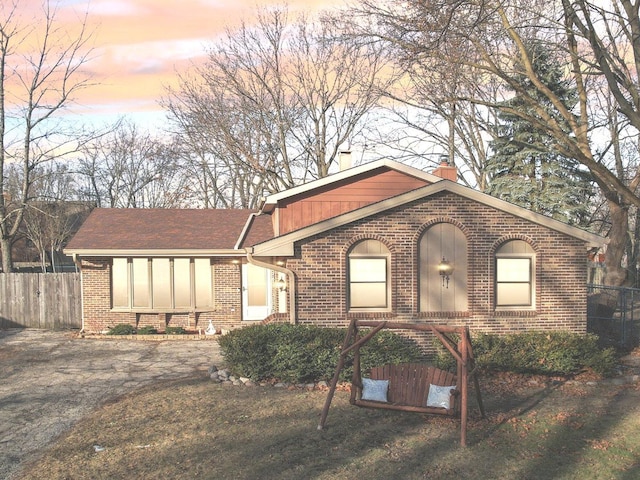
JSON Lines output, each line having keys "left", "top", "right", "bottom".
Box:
{"left": 65, "top": 208, "right": 274, "bottom": 257}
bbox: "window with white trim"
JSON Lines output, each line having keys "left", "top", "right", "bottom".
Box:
{"left": 112, "top": 257, "right": 214, "bottom": 310}
{"left": 348, "top": 240, "right": 390, "bottom": 310}
{"left": 495, "top": 240, "right": 535, "bottom": 308}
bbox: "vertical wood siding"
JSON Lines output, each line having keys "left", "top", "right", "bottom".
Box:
{"left": 0, "top": 273, "right": 81, "bottom": 329}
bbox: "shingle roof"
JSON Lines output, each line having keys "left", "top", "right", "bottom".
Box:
{"left": 65, "top": 208, "right": 273, "bottom": 252}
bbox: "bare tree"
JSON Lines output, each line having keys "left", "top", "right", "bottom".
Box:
{"left": 163, "top": 6, "right": 395, "bottom": 206}
{"left": 76, "top": 121, "right": 184, "bottom": 208}
{"left": 354, "top": 0, "right": 640, "bottom": 286}
{"left": 0, "top": 0, "right": 93, "bottom": 272}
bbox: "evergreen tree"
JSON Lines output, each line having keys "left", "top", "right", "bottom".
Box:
{"left": 487, "top": 42, "right": 593, "bottom": 226}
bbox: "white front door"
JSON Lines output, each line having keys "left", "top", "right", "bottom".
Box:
{"left": 242, "top": 264, "right": 272, "bottom": 321}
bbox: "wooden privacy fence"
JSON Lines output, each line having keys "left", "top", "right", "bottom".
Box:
{"left": 0, "top": 273, "right": 81, "bottom": 329}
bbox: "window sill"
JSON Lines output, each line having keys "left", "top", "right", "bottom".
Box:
{"left": 417, "top": 311, "right": 470, "bottom": 318}
{"left": 494, "top": 309, "right": 537, "bottom": 317}
{"left": 347, "top": 311, "right": 396, "bottom": 319}
{"left": 111, "top": 308, "right": 216, "bottom": 314}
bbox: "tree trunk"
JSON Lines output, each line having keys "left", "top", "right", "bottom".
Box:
{"left": 604, "top": 199, "right": 629, "bottom": 287}
{"left": 1, "top": 236, "right": 13, "bottom": 272}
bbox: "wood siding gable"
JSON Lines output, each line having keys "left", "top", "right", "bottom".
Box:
{"left": 276, "top": 168, "right": 430, "bottom": 234}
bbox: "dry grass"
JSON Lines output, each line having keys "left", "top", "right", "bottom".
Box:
{"left": 15, "top": 375, "right": 640, "bottom": 480}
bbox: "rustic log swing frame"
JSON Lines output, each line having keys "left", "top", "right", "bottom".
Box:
{"left": 318, "top": 319, "right": 485, "bottom": 446}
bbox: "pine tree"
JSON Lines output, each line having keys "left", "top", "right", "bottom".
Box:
{"left": 487, "top": 42, "right": 593, "bottom": 226}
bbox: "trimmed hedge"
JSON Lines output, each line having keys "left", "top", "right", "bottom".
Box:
{"left": 218, "top": 323, "right": 424, "bottom": 383}
{"left": 220, "top": 326, "right": 618, "bottom": 382}
{"left": 434, "top": 332, "right": 617, "bottom": 376}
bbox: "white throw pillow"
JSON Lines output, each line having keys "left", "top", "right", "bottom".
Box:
{"left": 426, "top": 384, "right": 456, "bottom": 409}
{"left": 361, "top": 378, "right": 389, "bottom": 402}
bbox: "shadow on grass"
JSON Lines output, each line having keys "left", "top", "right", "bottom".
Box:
{"left": 15, "top": 376, "right": 640, "bottom": 480}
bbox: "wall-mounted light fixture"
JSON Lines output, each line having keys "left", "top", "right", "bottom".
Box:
{"left": 438, "top": 257, "right": 454, "bottom": 288}
{"left": 275, "top": 276, "right": 287, "bottom": 292}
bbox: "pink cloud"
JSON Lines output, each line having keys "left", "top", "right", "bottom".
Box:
{"left": 11, "top": 0, "right": 347, "bottom": 125}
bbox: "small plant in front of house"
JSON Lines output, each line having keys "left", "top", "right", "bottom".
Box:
{"left": 137, "top": 326, "right": 158, "bottom": 335}
{"left": 165, "top": 326, "right": 186, "bottom": 335}
{"left": 106, "top": 324, "right": 136, "bottom": 335}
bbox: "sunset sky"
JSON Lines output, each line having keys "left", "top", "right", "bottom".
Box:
{"left": 19, "top": 0, "right": 347, "bottom": 129}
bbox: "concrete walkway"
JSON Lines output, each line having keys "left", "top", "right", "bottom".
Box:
{"left": 0, "top": 329, "right": 223, "bottom": 480}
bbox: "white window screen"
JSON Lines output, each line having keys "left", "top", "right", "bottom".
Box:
{"left": 349, "top": 257, "right": 388, "bottom": 308}
{"left": 112, "top": 258, "right": 129, "bottom": 308}
{"left": 496, "top": 252, "right": 533, "bottom": 307}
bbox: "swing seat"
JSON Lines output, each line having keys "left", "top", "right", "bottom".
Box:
{"left": 353, "top": 363, "right": 459, "bottom": 416}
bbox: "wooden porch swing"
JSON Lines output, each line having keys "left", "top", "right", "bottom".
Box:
{"left": 318, "top": 319, "right": 485, "bottom": 446}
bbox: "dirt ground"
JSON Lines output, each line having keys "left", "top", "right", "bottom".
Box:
{"left": 2, "top": 329, "right": 640, "bottom": 480}
{"left": 13, "top": 366, "right": 640, "bottom": 480}
{"left": 0, "top": 329, "right": 223, "bottom": 480}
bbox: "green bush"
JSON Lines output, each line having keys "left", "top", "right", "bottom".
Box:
{"left": 218, "top": 323, "right": 424, "bottom": 383}
{"left": 434, "top": 332, "right": 617, "bottom": 376}
{"left": 137, "top": 326, "right": 158, "bottom": 335}
{"left": 106, "top": 324, "right": 136, "bottom": 335}
{"left": 165, "top": 326, "right": 186, "bottom": 335}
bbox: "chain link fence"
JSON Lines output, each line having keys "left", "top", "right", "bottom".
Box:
{"left": 587, "top": 284, "right": 639, "bottom": 349}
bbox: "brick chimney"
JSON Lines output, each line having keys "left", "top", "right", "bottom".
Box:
{"left": 432, "top": 160, "right": 457, "bottom": 182}
{"left": 339, "top": 151, "right": 352, "bottom": 171}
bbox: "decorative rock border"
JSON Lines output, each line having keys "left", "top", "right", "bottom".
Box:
{"left": 79, "top": 333, "right": 221, "bottom": 341}
{"left": 208, "top": 365, "right": 340, "bottom": 390}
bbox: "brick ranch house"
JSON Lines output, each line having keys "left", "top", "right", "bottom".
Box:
{"left": 64, "top": 159, "right": 606, "bottom": 336}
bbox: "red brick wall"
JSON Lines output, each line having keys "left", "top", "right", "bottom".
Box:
{"left": 79, "top": 257, "right": 243, "bottom": 333}
{"left": 78, "top": 191, "right": 592, "bottom": 337}
{"left": 286, "top": 191, "right": 589, "bottom": 335}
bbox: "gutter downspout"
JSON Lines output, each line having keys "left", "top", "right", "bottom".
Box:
{"left": 246, "top": 248, "right": 297, "bottom": 325}
{"left": 238, "top": 211, "right": 296, "bottom": 324}
{"left": 72, "top": 253, "right": 85, "bottom": 333}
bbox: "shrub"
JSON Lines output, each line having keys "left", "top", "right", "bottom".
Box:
{"left": 137, "top": 326, "right": 158, "bottom": 335}
{"left": 106, "top": 324, "right": 136, "bottom": 335}
{"left": 434, "top": 332, "right": 617, "bottom": 376}
{"left": 165, "top": 326, "right": 186, "bottom": 335}
{"left": 218, "top": 323, "right": 424, "bottom": 383}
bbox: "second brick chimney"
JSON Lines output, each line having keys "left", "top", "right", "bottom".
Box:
{"left": 432, "top": 160, "right": 458, "bottom": 182}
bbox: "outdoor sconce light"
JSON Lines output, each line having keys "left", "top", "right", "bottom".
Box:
{"left": 438, "top": 257, "right": 454, "bottom": 288}
{"left": 275, "top": 276, "right": 287, "bottom": 292}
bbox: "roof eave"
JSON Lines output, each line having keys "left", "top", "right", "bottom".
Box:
{"left": 63, "top": 248, "right": 247, "bottom": 258}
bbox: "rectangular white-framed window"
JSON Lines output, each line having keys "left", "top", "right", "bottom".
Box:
{"left": 111, "top": 257, "right": 214, "bottom": 311}
{"left": 173, "top": 258, "right": 192, "bottom": 308}
{"left": 496, "top": 257, "right": 532, "bottom": 307}
{"left": 111, "top": 257, "right": 130, "bottom": 308}
{"left": 348, "top": 257, "right": 388, "bottom": 309}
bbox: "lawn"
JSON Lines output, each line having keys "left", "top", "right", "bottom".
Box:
{"left": 16, "top": 373, "right": 640, "bottom": 480}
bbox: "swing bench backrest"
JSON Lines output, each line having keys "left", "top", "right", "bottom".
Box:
{"left": 355, "top": 363, "right": 459, "bottom": 416}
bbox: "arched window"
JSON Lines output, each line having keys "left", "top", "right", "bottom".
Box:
{"left": 495, "top": 240, "right": 535, "bottom": 308}
{"left": 348, "top": 239, "right": 391, "bottom": 311}
{"left": 419, "top": 223, "right": 467, "bottom": 312}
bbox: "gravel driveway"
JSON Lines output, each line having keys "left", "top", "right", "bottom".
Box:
{"left": 0, "top": 329, "right": 223, "bottom": 480}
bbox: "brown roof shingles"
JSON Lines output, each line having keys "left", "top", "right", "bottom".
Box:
{"left": 65, "top": 208, "right": 274, "bottom": 252}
